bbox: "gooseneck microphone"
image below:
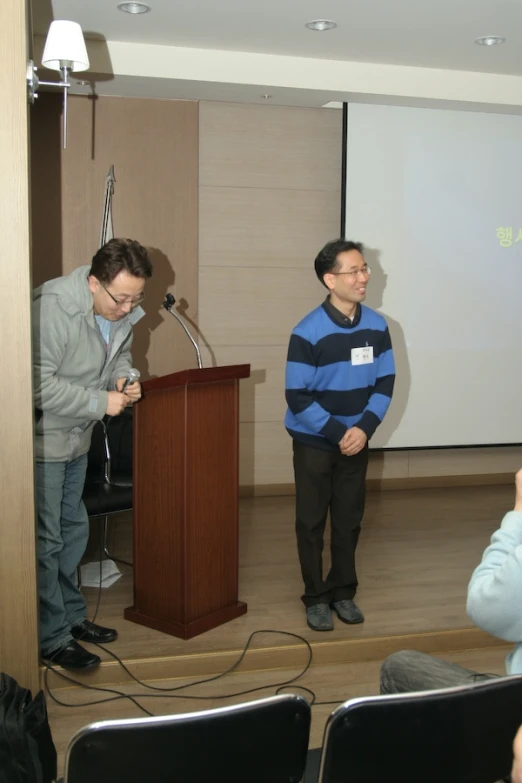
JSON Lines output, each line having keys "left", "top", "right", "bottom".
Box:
{"left": 162, "top": 293, "right": 203, "bottom": 369}
{"left": 121, "top": 368, "right": 140, "bottom": 394}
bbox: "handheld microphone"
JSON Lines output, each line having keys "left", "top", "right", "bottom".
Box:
{"left": 121, "top": 368, "right": 140, "bottom": 394}
{"left": 162, "top": 292, "right": 203, "bottom": 369}
{"left": 106, "top": 368, "right": 141, "bottom": 426}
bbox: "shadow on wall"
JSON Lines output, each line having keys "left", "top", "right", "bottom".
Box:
{"left": 32, "top": 0, "right": 54, "bottom": 33}
{"left": 132, "top": 251, "right": 218, "bottom": 379}
{"left": 176, "top": 297, "right": 217, "bottom": 369}
{"left": 30, "top": 93, "right": 63, "bottom": 286}
{"left": 131, "top": 247, "right": 175, "bottom": 380}
{"left": 74, "top": 33, "right": 114, "bottom": 161}
{"left": 363, "top": 246, "right": 411, "bottom": 470}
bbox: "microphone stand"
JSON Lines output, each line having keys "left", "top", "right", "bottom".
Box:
{"left": 163, "top": 294, "right": 203, "bottom": 369}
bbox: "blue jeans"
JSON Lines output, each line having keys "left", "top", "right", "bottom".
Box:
{"left": 36, "top": 455, "right": 89, "bottom": 655}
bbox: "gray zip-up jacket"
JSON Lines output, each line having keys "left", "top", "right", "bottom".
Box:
{"left": 33, "top": 264, "right": 144, "bottom": 462}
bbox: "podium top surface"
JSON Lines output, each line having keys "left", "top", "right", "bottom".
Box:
{"left": 141, "top": 364, "right": 250, "bottom": 393}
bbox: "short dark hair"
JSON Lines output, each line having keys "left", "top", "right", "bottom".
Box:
{"left": 314, "top": 239, "right": 364, "bottom": 288}
{"left": 89, "top": 238, "right": 153, "bottom": 284}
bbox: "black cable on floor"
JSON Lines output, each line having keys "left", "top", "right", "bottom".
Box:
{"left": 44, "top": 630, "right": 319, "bottom": 716}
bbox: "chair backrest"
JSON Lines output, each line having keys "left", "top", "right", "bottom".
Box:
{"left": 105, "top": 409, "right": 133, "bottom": 477}
{"left": 63, "top": 693, "right": 311, "bottom": 783}
{"left": 316, "top": 675, "right": 522, "bottom": 783}
{"left": 86, "top": 411, "right": 133, "bottom": 483}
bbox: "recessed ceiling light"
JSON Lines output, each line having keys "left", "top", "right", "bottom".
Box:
{"left": 117, "top": 2, "right": 151, "bottom": 14}
{"left": 475, "top": 35, "right": 505, "bottom": 46}
{"left": 76, "top": 80, "right": 89, "bottom": 86}
{"left": 260, "top": 94, "right": 272, "bottom": 99}
{"left": 306, "top": 19, "right": 337, "bottom": 32}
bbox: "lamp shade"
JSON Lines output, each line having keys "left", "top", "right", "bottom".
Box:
{"left": 41, "top": 20, "right": 89, "bottom": 72}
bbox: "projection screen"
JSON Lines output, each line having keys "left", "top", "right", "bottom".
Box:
{"left": 342, "top": 102, "right": 522, "bottom": 448}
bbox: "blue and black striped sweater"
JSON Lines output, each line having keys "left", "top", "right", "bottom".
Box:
{"left": 285, "top": 299, "right": 395, "bottom": 451}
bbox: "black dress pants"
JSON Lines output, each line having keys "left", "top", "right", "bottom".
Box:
{"left": 292, "top": 440, "right": 368, "bottom": 607}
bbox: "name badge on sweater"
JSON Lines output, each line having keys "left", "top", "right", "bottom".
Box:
{"left": 351, "top": 346, "right": 374, "bottom": 365}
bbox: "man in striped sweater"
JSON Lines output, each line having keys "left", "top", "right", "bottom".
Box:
{"left": 285, "top": 239, "right": 395, "bottom": 631}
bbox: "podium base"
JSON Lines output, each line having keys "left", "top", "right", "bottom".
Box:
{"left": 124, "top": 601, "right": 248, "bottom": 640}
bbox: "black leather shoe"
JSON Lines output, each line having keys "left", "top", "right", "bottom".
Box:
{"left": 41, "top": 641, "right": 101, "bottom": 670}
{"left": 71, "top": 619, "right": 118, "bottom": 644}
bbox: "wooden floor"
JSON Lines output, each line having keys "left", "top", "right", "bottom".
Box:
{"left": 45, "top": 483, "right": 518, "bottom": 775}
{"left": 68, "top": 484, "right": 511, "bottom": 668}
{"left": 42, "top": 482, "right": 515, "bottom": 693}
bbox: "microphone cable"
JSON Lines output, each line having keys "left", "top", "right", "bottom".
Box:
{"left": 43, "top": 628, "right": 350, "bottom": 717}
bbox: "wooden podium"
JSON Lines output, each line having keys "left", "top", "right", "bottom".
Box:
{"left": 124, "top": 364, "right": 250, "bottom": 640}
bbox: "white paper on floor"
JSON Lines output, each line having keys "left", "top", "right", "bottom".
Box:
{"left": 80, "top": 559, "right": 122, "bottom": 588}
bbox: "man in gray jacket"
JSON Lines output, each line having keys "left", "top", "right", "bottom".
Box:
{"left": 33, "top": 238, "right": 152, "bottom": 670}
{"left": 380, "top": 466, "right": 522, "bottom": 692}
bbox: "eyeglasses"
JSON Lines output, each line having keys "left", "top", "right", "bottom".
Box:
{"left": 330, "top": 265, "right": 371, "bottom": 279}
{"left": 98, "top": 279, "right": 145, "bottom": 308}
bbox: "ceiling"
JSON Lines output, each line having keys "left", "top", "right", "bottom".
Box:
{"left": 30, "top": 0, "right": 522, "bottom": 109}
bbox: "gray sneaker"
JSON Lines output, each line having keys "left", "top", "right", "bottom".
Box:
{"left": 306, "top": 602, "right": 333, "bottom": 631}
{"left": 331, "top": 599, "right": 364, "bottom": 624}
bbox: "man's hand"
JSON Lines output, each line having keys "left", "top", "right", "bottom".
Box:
{"left": 106, "top": 391, "right": 130, "bottom": 417}
{"left": 339, "top": 426, "right": 368, "bottom": 456}
{"left": 515, "top": 467, "right": 522, "bottom": 512}
{"left": 115, "top": 377, "right": 142, "bottom": 403}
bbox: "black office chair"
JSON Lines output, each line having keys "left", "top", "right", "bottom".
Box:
{"left": 62, "top": 693, "right": 311, "bottom": 783}
{"left": 304, "top": 674, "right": 522, "bottom": 783}
{"left": 82, "top": 410, "right": 133, "bottom": 567}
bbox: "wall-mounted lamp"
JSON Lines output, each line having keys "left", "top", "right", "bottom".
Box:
{"left": 27, "top": 20, "right": 89, "bottom": 150}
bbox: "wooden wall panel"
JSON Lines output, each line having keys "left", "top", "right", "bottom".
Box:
{"left": 237, "top": 438, "right": 520, "bottom": 489}
{"left": 199, "top": 266, "right": 326, "bottom": 345}
{"left": 239, "top": 423, "right": 293, "bottom": 486}
{"left": 367, "top": 451, "right": 410, "bottom": 481}
{"left": 199, "top": 103, "right": 342, "bottom": 190}
{"left": 0, "top": 0, "right": 39, "bottom": 691}
{"left": 200, "top": 344, "right": 287, "bottom": 423}
{"left": 199, "top": 187, "right": 341, "bottom": 268}
{"left": 199, "top": 102, "right": 341, "bottom": 486}
{"left": 31, "top": 95, "right": 199, "bottom": 378}
{"left": 408, "top": 447, "right": 522, "bottom": 478}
